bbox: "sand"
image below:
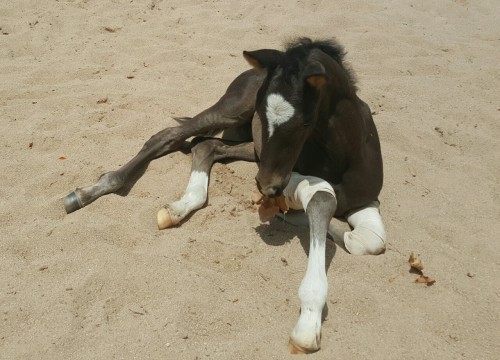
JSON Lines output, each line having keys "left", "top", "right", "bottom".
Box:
{"left": 1, "top": 0, "right": 499, "bottom": 359}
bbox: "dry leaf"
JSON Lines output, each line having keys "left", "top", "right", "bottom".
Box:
{"left": 276, "top": 195, "right": 289, "bottom": 213}
{"left": 409, "top": 252, "right": 436, "bottom": 286}
{"left": 415, "top": 275, "right": 435, "bottom": 286}
{"left": 408, "top": 252, "right": 424, "bottom": 272}
{"left": 257, "top": 195, "right": 288, "bottom": 222}
{"left": 258, "top": 197, "right": 279, "bottom": 222}
{"left": 58, "top": 156, "right": 66, "bottom": 160}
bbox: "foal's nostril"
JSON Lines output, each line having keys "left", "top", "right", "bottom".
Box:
{"left": 272, "top": 185, "right": 284, "bottom": 197}
{"left": 261, "top": 185, "right": 282, "bottom": 198}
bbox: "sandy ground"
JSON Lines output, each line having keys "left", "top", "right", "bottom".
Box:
{"left": 1, "top": 0, "right": 499, "bottom": 359}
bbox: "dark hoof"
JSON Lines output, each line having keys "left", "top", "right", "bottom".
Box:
{"left": 64, "top": 192, "right": 83, "bottom": 214}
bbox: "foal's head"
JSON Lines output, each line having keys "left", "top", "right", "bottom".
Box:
{"left": 245, "top": 38, "right": 354, "bottom": 197}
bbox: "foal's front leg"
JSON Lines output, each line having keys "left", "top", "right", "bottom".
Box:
{"left": 281, "top": 173, "right": 336, "bottom": 354}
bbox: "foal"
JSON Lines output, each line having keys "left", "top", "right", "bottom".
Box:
{"left": 64, "top": 38, "right": 386, "bottom": 354}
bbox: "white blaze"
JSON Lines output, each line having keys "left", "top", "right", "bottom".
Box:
{"left": 265, "top": 93, "right": 295, "bottom": 138}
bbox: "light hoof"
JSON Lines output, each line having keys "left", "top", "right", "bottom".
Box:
{"left": 288, "top": 338, "right": 319, "bottom": 355}
{"left": 157, "top": 207, "right": 180, "bottom": 230}
{"left": 64, "top": 191, "right": 83, "bottom": 214}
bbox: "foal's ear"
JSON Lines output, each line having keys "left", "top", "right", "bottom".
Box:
{"left": 303, "top": 61, "right": 328, "bottom": 90}
{"left": 243, "top": 49, "right": 284, "bottom": 70}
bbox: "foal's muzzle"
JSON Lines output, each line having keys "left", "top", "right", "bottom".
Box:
{"left": 255, "top": 174, "right": 287, "bottom": 198}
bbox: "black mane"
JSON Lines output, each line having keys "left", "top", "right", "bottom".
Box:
{"left": 286, "top": 38, "right": 346, "bottom": 64}
{"left": 281, "top": 37, "right": 357, "bottom": 88}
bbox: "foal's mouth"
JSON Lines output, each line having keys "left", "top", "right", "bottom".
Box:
{"left": 255, "top": 168, "right": 293, "bottom": 198}
{"left": 255, "top": 178, "right": 285, "bottom": 198}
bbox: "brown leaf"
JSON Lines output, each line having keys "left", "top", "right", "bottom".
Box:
{"left": 257, "top": 195, "right": 288, "bottom": 222}
{"left": 408, "top": 252, "right": 424, "bottom": 272}
{"left": 58, "top": 156, "right": 66, "bottom": 160}
{"left": 276, "top": 195, "right": 289, "bottom": 213}
{"left": 415, "top": 275, "right": 436, "bottom": 286}
{"left": 258, "top": 197, "right": 279, "bottom": 222}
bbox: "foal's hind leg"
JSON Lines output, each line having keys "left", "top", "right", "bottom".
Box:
{"left": 157, "top": 139, "right": 256, "bottom": 229}
{"left": 63, "top": 124, "right": 201, "bottom": 213}
{"left": 63, "top": 69, "right": 264, "bottom": 214}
